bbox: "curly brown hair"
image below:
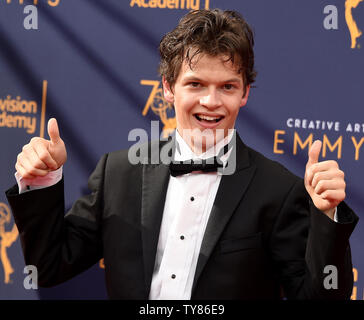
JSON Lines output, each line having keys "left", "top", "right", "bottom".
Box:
{"left": 158, "top": 9, "right": 257, "bottom": 97}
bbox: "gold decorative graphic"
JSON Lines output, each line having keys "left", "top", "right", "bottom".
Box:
{"left": 141, "top": 80, "right": 176, "bottom": 138}
{"left": 351, "top": 267, "right": 358, "bottom": 299}
{"left": 0, "top": 203, "right": 18, "bottom": 284}
{"left": 39, "top": 80, "right": 48, "bottom": 139}
{"left": 99, "top": 258, "right": 105, "bottom": 269}
{"left": 345, "top": 0, "right": 363, "bottom": 49}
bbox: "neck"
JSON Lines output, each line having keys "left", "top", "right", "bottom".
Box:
{"left": 176, "top": 128, "right": 235, "bottom": 156}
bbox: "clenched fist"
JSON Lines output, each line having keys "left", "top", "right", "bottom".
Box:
{"left": 304, "top": 140, "right": 346, "bottom": 220}
{"left": 15, "top": 118, "right": 67, "bottom": 180}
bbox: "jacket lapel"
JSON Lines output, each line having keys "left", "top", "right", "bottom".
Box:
{"left": 141, "top": 139, "right": 173, "bottom": 296}
{"left": 192, "top": 134, "right": 257, "bottom": 292}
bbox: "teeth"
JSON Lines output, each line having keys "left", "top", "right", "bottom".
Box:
{"left": 197, "top": 114, "right": 221, "bottom": 121}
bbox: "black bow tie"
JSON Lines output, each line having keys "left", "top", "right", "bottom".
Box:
{"left": 169, "top": 157, "right": 224, "bottom": 177}
{"left": 169, "top": 141, "right": 232, "bottom": 177}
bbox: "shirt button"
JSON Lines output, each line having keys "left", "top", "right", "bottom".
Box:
{"left": 171, "top": 274, "right": 176, "bottom": 279}
{"left": 190, "top": 196, "right": 195, "bottom": 201}
{"left": 180, "top": 235, "right": 185, "bottom": 240}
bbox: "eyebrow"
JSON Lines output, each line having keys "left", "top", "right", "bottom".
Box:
{"left": 183, "top": 76, "right": 242, "bottom": 83}
{"left": 222, "top": 78, "right": 242, "bottom": 83}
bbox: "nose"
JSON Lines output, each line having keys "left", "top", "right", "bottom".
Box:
{"left": 199, "top": 88, "right": 222, "bottom": 109}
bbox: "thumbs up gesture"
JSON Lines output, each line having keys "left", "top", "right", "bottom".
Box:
{"left": 304, "top": 140, "right": 346, "bottom": 220}
{"left": 15, "top": 118, "right": 67, "bottom": 180}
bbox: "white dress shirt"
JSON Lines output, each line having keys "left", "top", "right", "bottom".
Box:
{"left": 149, "top": 131, "right": 232, "bottom": 300}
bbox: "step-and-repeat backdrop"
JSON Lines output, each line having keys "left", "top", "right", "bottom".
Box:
{"left": 0, "top": 0, "right": 363, "bottom": 299}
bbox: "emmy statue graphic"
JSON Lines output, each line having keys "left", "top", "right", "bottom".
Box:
{"left": 345, "top": 0, "right": 363, "bottom": 48}
{"left": 0, "top": 203, "right": 18, "bottom": 284}
{"left": 149, "top": 88, "right": 176, "bottom": 138}
{"left": 142, "top": 82, "right": 176, "bottom": 138}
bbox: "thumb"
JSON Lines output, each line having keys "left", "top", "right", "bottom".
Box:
{"left": 307, "top": 140, "right": 322, "bottom": 166}
{"left": 47, "top": 118, "right": 61, "bottom": 145}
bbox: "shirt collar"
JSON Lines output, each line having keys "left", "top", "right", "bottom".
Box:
{"left": 174, "top": 129, "right": 235, "bottom": 164}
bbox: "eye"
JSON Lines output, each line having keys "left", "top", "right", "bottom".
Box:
{"left": 223, "top": 84, "right": 234, "bottom": 90}
{"left": 189, "top": 82, "right": 200, "bottom": 88}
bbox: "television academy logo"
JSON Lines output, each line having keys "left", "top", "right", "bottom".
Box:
{"left": 0, "top": 80, "right": 48, "bottom": 137}
{"left": 129, "top": 0, "right": 210, "bottom": 10}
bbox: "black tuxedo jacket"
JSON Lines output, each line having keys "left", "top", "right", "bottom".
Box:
{"left": 6, "top": 135, "right": 358, "bottom": 299}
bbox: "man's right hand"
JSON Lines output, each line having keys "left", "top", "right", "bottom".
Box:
{"left": 15, "top": 118, "right": 67, "bottom": 180}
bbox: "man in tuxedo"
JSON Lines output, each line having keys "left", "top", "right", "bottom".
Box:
{"left": 6, "top": 9, "right": 358, "bottom": 299}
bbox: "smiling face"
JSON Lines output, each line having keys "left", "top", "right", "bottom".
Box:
{"left": 163, "top": 54, "right": 250, "bottom": 153}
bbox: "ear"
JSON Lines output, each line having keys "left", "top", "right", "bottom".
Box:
{"left": 240, "top": 85, "right": 250, "bottom": 108}
{"left": 162, "top": 76, "right": 174, "bottom": 103}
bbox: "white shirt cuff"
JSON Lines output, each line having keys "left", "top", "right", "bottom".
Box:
{"left": 333, "top": 207, "right": 338, "bottom": 223}
{"left": 15, "top": 166, "right": 63, "bottom": 194}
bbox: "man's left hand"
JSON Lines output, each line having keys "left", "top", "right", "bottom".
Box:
{"left": 304, "top": 140, "right": 346, "bottom": 220}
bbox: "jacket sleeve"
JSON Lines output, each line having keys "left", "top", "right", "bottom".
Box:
{"left": 269, "top": 179, "right": 358, "bottom": 299}
{"left": 5, "top": 154, "right": 108, "bottom": 287}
